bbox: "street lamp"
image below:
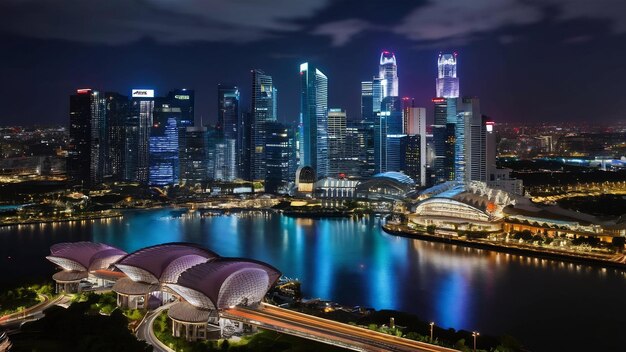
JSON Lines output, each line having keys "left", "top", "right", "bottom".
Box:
{"left": 429, "top": 322, "right": 434, "bottom": 342}
{"left": 472, "top": 331, "right": 479, "bottom": 352}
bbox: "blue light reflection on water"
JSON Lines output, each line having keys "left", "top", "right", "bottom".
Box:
{"left": 2, "top": 209, "right": 626, "bottom": 351}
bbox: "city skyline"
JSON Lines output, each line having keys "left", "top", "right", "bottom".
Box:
{"left": 1, "top": 0, "right": 626, "bottom": 126}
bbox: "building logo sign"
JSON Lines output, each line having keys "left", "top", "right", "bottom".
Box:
{"left": 174, "top": 95, "right": 190, "bottom": 100}
{"left": 132, "top": 89, "right": 155, "bottom": 98}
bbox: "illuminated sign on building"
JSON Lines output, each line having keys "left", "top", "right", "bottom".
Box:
{"left": 132, "top": 89, "right": 155, "bottom": 98}
{"left": 76, "top": 89, "right": 91, "bottom": 94}
{"left": 174, "top": 95, "right": 190, "bottom": 100}
{"left": 432, "top": 98, "right": 446, "bottom": 103}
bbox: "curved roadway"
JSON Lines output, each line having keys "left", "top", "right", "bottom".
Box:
{"left": 222, "top": 303, "right": 458, "bottom": 352}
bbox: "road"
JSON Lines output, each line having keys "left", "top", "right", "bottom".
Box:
{"left": 222, "top": 303, "right": 458, "bottom": 352}
{"left": 136, "top": 303, "right": 174, "bottom": 352}
{"left": 0, "top": 294, "right": 70, "bottom": 331}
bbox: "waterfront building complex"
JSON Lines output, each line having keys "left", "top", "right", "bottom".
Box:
{"left": 63, "top": 51, "right": 526, "bottom": 198}
{"left": 47, "top": 242, "right": 281, "bottom": 340}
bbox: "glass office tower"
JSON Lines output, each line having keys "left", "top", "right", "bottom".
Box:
{"left": 299, "top": 62, "right": 329, "bottom": 179}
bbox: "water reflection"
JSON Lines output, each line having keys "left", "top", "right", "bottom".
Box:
{"left": 1, "top": 210, "right": 626, "bottom": 351}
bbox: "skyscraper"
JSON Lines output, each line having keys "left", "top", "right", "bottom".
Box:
{"left": 379, "top": 51, "right": 398, "bottom": 98}
{"left": 67, "top": 89, "right": 106, "bottom": 187}
{"left": 360, "top": 81, "right": 374, "bottom": 123}
{"left": 148, "top": 117, "right": 179, "bottom": 186}
{"left": 432, "top": 98, "right": 456, "bottom": 183}
{"left": 238, "top": 110, "right": 253, "bottom": 181}
{"left": 375, "top": 96, "right": 403, "bottom": 173}
{"left": 251, "top": 69, "right": 276, "bottom": 181}
{"left": 126, "top": 89, "right": 154, "bottom": 183}
{"left": 299, "top": 62, "right": 329, "bottom": 179}
{"left": 436, "top": 53, "right": 460, "bottom": 98}
{"left": 401, "top": 135, "right": 421, "bottom": 184}
{"left": 265, "top": 122, "right": 296, "bottom": 194}
{"left": 181, "top": 126, "right": 209, "bottom": 186}
{"left": 405, "top": 107, "right": 427, "bottom": 185}
{"left": 166, "top": 89, "right": 194, "bottom": 129}
{"left": 218, "top": 85, "right": 240, "bottom": 180}
{"left": 151, "top": 98, "right": 183, "bottom": 184}
{"left": 217, "top": 85, "right": 239, "bottom": 139}
{"left": 327, "top": 108, "right": 347, "bottom": 177}
{"left": 105, "top": 92, "right": 129, "bottom": 181}
{"left": 455, "top": 97, "right": 482, "bottom": 183}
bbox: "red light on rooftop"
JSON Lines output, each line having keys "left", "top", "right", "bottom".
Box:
{"left": 432, "top": 98, "right": 445, "bottom": 103}
{"left": 76, "top": 89, "right": 91, "bottom": 94}
{"left": 486, "top": 121, "right": 495, "bottom": 125}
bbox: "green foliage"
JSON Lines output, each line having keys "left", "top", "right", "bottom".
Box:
{"left": 426, "top": 225, "right": 436, "bottom": 234}
{"left": 13, "top": 298, "right": 151, "bottom": 351}
{"left": 124, "top": 308, "right": 144, "bottom": 322}
{"left": 0, "top": 283, "right": 43, "bottom": 315}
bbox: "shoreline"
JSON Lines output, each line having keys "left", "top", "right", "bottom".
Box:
{"left": 382, "top": 223, "right": 626, "bottom": 270}
{"left": 0, "top": 212, "right": 123, "bottom": 227}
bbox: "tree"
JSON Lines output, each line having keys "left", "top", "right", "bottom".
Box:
{"left": 426, "top": 225, "right": 436, "bottom": 234}
{"left": 612, "top": 236, "right": 625, "bottom": 251}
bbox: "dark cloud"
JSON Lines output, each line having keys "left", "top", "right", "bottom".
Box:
{"left": 394, "top": 0, "right": 626, "bottom": 46}
{"left": 0, "top": 0, "right": 330, "bottom": 44}
{"left": 1, "top": 0, "right": 625, "bottom": 47}
{"left": 312, "top": 19, "right": 373, "bottom": 46}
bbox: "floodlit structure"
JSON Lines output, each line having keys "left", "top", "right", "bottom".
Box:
{"left": 47, "top": 241, "right": 283, "bottom": 341}
{"left": 410, "top": 182, "right": 515, "bottom": 233}
{"left": 379, "top": 51, "right": 398, "bottom": 98}
{"left": 296, "top": 166, "right": 316, "bottom": 194}
{"left": 113, "top": 243, "right": 218, "bottom": 309}
{"left": 46, "top": 242, "right": 126, "bottom": 293}
{"left": 299, "top": 62, "right": 329, "bottom": 179}
{"left": 436, "top": 53, "right": 459, "bottom": 98}
{"left": 167, "top": 258, "right": 281, "bottom": 339}
{"left": 355, "top": 171, "right": 416, "bottom": 200}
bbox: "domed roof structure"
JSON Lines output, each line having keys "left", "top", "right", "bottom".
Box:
{"left": 115, "top": 243, "right": 218, "bottom": 285}
{"left": 167, "top": 258, "right": 281, "bottom": 310}
{"left": 46, "top": 241, "right": 126, "bottom": 272}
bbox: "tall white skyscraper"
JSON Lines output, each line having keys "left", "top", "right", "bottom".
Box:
{"left": 300, "top": 62, "right": 329, "bottom": 179}
{"left": 379, "top": 51, "right": 398, "bottom": 98}
{"left": 436, "top": 53, "right": 459, "bottom": 98}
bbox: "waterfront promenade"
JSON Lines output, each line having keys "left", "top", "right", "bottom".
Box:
{"left": 382, "top": 222, "right": 626, "bottom": 269}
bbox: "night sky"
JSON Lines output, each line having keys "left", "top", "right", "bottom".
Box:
{"left": 1, "top": 0, "right": 625, "bottom": 126}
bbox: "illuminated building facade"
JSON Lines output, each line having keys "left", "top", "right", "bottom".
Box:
{"left": 404, "top": 106, "right": 427, "bottom": 186}
{"left": 375, "top": 96, "right": 403, "bottom": 173}
{"left": 68, "top": 89, "right": 106, "bottom": 187}
{"left": 181, "top": 126, "right": 209, "bottom": 185}
{"left": 265, "top": 122, "right": 296, "bottom": 194}
{"left": 379, "top": 51, "right": 398, "bottom": 98}
{"left": 299, "top": 62, "right": 328, "bottom": 179}
{"left": 327, "top": 108, "right": 346, "bottom": 177}
{"left": 149, "top": 117, "right": 179, "bottom": 186}
{"left": 455, "top": 97, "right": 483, "bottom": 183}
{"left": 125, "top": 89, "right": 155, "bottom": 183}
{"left": 105, "top": 92, "right": 129, "bottom": 181}
{"left": 251, "top": 70, "right": 276, "bottom": 181}
{"left": 436, "top": 53, "right": 459, "bottom": 98}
